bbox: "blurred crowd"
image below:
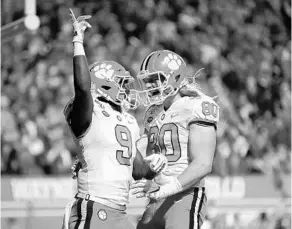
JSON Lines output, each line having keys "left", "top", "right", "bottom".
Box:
{"left": 1, "top": 0, "right": 291, "bottom": 178}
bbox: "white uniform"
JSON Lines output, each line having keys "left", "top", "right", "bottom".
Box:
{"left": 144, "top": 94, "right": 219, "bottom": 187}
{"left": 137, "top": 93, "right": 219, "bottom": 229}
{"left": 64, "top": 97, "right": 140, "bottom": 207}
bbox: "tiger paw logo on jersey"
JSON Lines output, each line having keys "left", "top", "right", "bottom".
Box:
{"left": 102, "top": 110, "right": 110, "bottom": 117}
{"left": 93, "top": 63, "right": 115, "bottom": 80}
{"left": 147, "top": 116, "right": 153, "bottom": 124}
{"left": 162, "top": 53, "right": 182, "bottom": 71}
{"left": 97, "top": 209, "right": 107, "bottom": 221}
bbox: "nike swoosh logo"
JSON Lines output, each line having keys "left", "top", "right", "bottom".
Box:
{"left": 171, "top": 113, "right": 179, "bottom": 118}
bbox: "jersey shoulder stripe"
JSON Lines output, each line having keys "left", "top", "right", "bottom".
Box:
{"left": 173, "top": 95, "right": 219, "bottom": 128}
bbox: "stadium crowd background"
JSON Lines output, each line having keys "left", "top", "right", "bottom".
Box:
{"left": 1, "top": 0, "right": 291, "bottom": 228}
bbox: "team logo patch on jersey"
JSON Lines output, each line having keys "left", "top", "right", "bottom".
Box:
{"left": 147, "top": 116, "right": 153, "bottom": 123}
{"left": 171, "top": 113, "right": 179, "bottom": 118}
{"left": 97, "top": 209, "right": 107, "bottom": 221}
{"left": 102, "top": 110, "right": 110, "bottom": 117}
{"left": 94, "top": 98, "right": 105, "bottom": 109}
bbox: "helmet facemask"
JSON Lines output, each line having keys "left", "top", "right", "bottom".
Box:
{"left": 136, "top": 70, "right": 175, "bottom": 106}
{"left": 119, "top": 77, "right": 140, "bottom": 110}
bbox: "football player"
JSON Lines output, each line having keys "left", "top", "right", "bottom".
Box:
{"left": 62, "top": 10, "right": 165, "bottom": 229}
{"left": 131, "top": 50, "right": 219, "bottom": 229}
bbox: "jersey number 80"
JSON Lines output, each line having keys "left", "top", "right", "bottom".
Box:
{"left": 147, "top": 123, "right": 181, "bottom": 163}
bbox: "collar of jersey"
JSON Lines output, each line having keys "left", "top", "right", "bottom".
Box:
{"left": 164, "top": 96, "right": 187, "bottom": 113}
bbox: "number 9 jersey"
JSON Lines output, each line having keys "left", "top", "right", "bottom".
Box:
{"left": 64, "top": 98, "right": 140, "bottom": 207}
{"left": 144, "top": 94, "right": 219, "bottom": 187}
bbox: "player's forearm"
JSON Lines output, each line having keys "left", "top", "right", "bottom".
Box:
{"left": 132, "top": 161, "right": 156, "bottom": 180}
{"left": 143, "top": 166, "right": 156, "bottom": 180}
{"left": 177, "top": 162, "right": 212, "bottom": 191}
{"left": 178, "top": 123, "right": 216, "bottom": 190}
{"left": 147, "top": 163, "right": 211, "bottom": 200}
{"left": 132, "top": 150, "right": 157, "bottom": 180}
{"left": 69, "top": 42, "right": 93, "bottom": 138}
{"left": 73, "top": 42, "right": 91, "bottom": 94}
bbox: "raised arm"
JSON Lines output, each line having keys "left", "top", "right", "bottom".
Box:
{"left": 68, "top": 9, "right": 93, "bottom": 138}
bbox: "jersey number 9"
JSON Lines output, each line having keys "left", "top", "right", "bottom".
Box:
{"left": 115, "top": 125, "right": 132, "bottom": 166}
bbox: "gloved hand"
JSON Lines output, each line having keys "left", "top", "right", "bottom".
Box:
{"left": 144, "top": 154, "right": 167, "bottom": 174}
{"left": 130, "top": 179, "right": 160, "bottom": 198}
{"left": 146, "top": 176, "right": 182, "bottom": 200}
{"left": 69, "top": 8, "right": 92, "bottom": 43}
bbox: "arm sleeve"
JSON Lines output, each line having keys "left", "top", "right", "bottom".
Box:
{"left": 69, "top": 55, "right": 93, "bottom": 138}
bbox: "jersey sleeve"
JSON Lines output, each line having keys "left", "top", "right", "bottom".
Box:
{"left": 186, "top": 96, "right": 220, "bottom": 128}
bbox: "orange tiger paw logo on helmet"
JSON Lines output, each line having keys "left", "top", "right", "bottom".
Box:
{"left": 92, "top": 63, "right": 115, "bottom": 80}
{"left": 162, "top": 53, "right": 182, "bottom": 71}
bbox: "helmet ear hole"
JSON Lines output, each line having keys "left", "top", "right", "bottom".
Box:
{"left": 101, "top": 85, "right": 111, "bottom": 90}
{"left": 175, "top": 74, "right": 180, "bottom": 82}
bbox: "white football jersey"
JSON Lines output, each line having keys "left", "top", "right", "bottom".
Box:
{"left": 64, "top": 97, "right": 140, "bottom": 206}
{"left": 144, "top": 94, "right": 219, "bottom": 187}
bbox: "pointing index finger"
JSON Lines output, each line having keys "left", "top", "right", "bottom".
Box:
{"left": 69, "top": 8, "right": 77, "bottom": 21}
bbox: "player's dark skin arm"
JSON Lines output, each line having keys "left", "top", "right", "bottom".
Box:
{"left": 70, "top": 55, "right": 93, "bottom": 138}
{"left": 132, "top": 150, "right": 156, "bottom": 180}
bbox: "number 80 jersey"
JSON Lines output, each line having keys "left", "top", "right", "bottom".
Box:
{"left": 144, "top": 94, "right": 219, "bottom": 186}
{"left": 64, "top": 98, "right": 140, "bottom": 207}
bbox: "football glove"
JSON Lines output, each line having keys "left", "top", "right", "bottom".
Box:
{"left": 147, "top": 176, "right": 183, "bottom": 200}
{"left": 69, "top": 8, "right": 92, "bottom": 43}
{"left": 131, "top": 179, "right": 160, "bottom": 198}
{"left": 144, "top": 154, "right": 167, "bottom": 174}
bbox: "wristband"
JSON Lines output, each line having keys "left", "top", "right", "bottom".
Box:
{"left": 73, "top": 42, "right": 85, "bottom": 56}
